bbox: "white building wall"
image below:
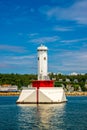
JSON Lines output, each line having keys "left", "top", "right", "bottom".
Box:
{"left": 37, "top": 45, "right": 48, "bottom": 80}
{"left": 17, "top": 87, "right": 67, "bottom": 103}
{"left": 39, "top": 88, "right": 67, "bottom": 102}
{"left": 17, "top": 88, "right": 36, "bottom": 103}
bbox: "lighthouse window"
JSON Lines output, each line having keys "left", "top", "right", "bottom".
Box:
{"left": 38, "top": 57, "right": 39, "bottom": 60}
{"left": 44, "top": 57, "right": 46, "bottom": 60}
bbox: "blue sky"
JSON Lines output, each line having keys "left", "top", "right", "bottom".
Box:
{"left": 0, "top": 0, "right": 87, "bottom": 74}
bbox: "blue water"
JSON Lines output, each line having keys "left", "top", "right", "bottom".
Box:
{"left": 0, "top": 96, "right": 87, "bottom": 130}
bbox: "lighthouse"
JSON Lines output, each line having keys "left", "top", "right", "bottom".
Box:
{"left": 37, "top": 44, "right": 48, "bottom": 80}
{"left": 32, "top": 45, "right": 53, "bottom": 88}
{"left": 16, "top": 45, "right": 67, "bottom": 104}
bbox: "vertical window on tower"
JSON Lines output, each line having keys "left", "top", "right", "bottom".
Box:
{"left": 38, "top": 57, "right": 39, "bottom": 60}
{"left": 44, "top": 57, "right": 46, "bottom": 60}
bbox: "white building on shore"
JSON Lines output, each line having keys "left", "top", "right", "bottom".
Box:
{"left": 0, "top": 84, "right": 18, "bottom": 92}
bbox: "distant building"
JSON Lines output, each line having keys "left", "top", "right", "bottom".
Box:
{"left": 28, "top": 84, "right": 32, "bottom": 88}
{"left": 66, "top": 78, "right": 70, "bottom": 82}
{"left": 85, "top": 83, "right": 87, "bottom": 89}
{"left": 66, "top": 84, "right": 74, "bottom": 92}
{"left": 0, "top": 84, "right": 18, "bottom": 92}
{"left": 2, "top": 84, "right": 11, "bottom": 87}
{"left": 85, "top": 79, "right": 87, "bottom": 83}
{"left": 59, "top": 79, "right": 63, "bottom": 82}
{"left": 21, "top": 86, "right": 28, "bottom": 90}
{"left": 74, "top": 79, "right": 78, "bottom": 83}
{"left": 8, "top": 85, "right": 18, "bottom": 92}
{"left": 52, "top": 78, "right": 56, "bottom": 80}
{"left": 78, "top": 86, "right": 82, "bottom": 92}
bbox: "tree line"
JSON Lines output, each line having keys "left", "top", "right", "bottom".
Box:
{"left": 0, "top": 73, "right": 87, "bottom": 91}
{"left": 0, "top": 73, "right": 37, "bottom": 89}
{"left": 49, "top": 73, "right": 87, "bottom": 91}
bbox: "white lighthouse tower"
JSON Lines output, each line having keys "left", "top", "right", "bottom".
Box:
{"left": 37, "top": 44, "right": 48, "bottom": 80}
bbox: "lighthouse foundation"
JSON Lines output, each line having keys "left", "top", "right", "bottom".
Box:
{"left": 16, "top": 87, "right": 67, "bottom": 104}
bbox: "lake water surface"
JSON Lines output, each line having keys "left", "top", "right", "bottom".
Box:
{"left": 0, "top": 96, "right": 87, "bottom": 130}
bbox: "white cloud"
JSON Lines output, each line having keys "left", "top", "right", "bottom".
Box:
{"left": 28, "top": 33, "right": 39, "bottom": 37}
{"left": 61, "top": 38, "right": 87, "bottom": 44}
{"left": 0, "top": 44, "right": 26, "bottom": 53}
{"left": 39, "top": 0, "right": 87, "bottom": 25}
{"left": 53, "top": 26, "right": 73, "bottom": 32}
{"left": 12, "top": 55, "right": 35, "bottom": 60}
{"left": 49, "top": 50, "right": 87, "bottom": 73}
{"left": 0, "top": 63, "right": 9, "bottom": 68}
{"left": 0, "top": 54, "right": 37, "bottom": 70}
{"left": 29, "top": 36, "right": 59, "bottom": 44}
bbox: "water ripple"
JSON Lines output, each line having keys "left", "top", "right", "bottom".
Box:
{"left": 0, "top": 96, "right": 87, "bottom": 130}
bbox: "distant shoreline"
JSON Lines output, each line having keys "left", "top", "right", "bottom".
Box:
{"left": 65, "top": 91, "right": 87, "bottom": 96}
{"left": 0, "top": 91, "right": 87, "bottom": 96}
{"left": 0, "top": 92, "right": 20, "bottom": 96}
